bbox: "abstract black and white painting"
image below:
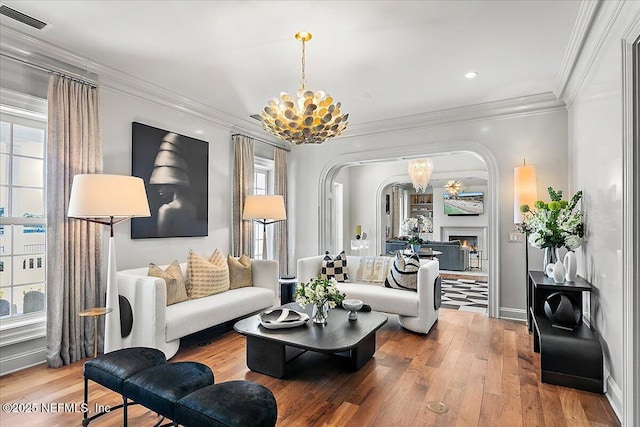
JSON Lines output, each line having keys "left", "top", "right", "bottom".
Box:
{"left": 131, "top": 122, "right": 208, "bottom": 238}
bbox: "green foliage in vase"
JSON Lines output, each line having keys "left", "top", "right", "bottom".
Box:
{"left": 519, "top": 187, "right": 584, "bottom": 251}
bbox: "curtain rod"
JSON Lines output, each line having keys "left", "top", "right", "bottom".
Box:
{"left": 1, "top": 52, "right": 98, "bottom": 88}
{"left": 232, "top": 133, "right": 291, "bottom": 152}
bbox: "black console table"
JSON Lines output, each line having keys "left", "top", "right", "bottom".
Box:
{"left": 527, "top": 271, "right": 603, "bottom": 393}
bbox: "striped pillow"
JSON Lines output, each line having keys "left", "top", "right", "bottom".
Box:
{"left": 385, "top": 253, "right": 420, "bottom": 291}
{"left": 320, "top": 251, "right": 349, "bottom": 282}
{"left": 186, "top": 249, "right": 230, "bottom": 299}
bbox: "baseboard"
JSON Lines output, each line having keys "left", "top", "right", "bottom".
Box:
{"left": 604, "top": 370, "right": 622, "bottom": 423}
{"left": 499, "top": 307, "right": 526, "bottom": 322}
{"left": 0, "top": 347, "right": 46, "bottom": 376}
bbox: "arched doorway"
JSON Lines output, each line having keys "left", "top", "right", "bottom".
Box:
{"left": 317, "top": 141, "right": 501, "bottom": 318}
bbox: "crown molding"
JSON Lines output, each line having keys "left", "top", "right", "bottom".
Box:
{"left": 1, "top": 26, "right": 565, "bottom": 146}
{"left": 557, "top": 0, "right": 626, "bottom": 108}
{"left": 553, "top": 0, "right": 602, "bottom": 101}
{"left": 341, "top": 92, "right": 566, "bottom": 139}
{"left": 0, "top": 25, "right": 287, "bottom": 148}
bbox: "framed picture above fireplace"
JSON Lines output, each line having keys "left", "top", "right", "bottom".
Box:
{"left": 443, "top": 191, "right": 484, "bottom": 216}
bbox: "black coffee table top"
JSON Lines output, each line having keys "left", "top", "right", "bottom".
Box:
{"left": 234, "top": 303, "right": 388, "bottom": 353}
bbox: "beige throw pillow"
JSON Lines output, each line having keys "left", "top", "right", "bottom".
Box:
{"left": 228, "top": 254, "right": 253, "bottom": 289}
{"left": 186, "top": 249, "right": 230, "bottom": 299}
{"left": 355, "top": 256, "right": 394, "bottom": 284}
{"left": 148, "top": 260, "right": 189, "bottom": 305}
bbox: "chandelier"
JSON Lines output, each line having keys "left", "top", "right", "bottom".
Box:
{"left": 408, "top": 159, "right": 433, "bottom": 193}
{"left": 261, "top": 32, "right": 349, "bottom": 145}
{"left": 444, "top": 180, "right": 463, "bottom": 197}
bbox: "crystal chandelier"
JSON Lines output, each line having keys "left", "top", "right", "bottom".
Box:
{"left": 408, "top": 159, "right": 433, "bottom": 193}
{"left": 261, "top": 32, "right": 349, "bottom": 145}
{"left": 444, "top": 180, "right": 463, "bottom": 197}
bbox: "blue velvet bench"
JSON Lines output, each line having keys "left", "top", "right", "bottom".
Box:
{"left": 175, "top": 380, "right": 278, "bottom": 427}
{"left": 83, "top": 347, "right": 277, "bottom": 427}
{"left": 83, "top": 347, "right": 167, "bottom": 426}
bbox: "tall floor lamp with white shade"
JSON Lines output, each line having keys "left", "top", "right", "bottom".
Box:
{"left": 67, "top": 174, "right": 150, "bottom": 354}
{"left": 242, "top": 195, "right": 287, "bottom": 260}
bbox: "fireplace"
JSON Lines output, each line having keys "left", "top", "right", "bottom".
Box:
{"left": 441, "top": 226, "right": 487, "bottom": 256}
{"left": 449, "top": 235, "right": 478, "bottom": 251}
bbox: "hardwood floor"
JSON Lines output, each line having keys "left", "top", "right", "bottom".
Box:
{"left": 0, "top": 309, "right": 619, "bottom": 427}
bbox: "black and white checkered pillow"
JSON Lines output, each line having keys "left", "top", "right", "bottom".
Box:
{"left": 320, "top": 251, "right": 349, "bottom": 282}
{"left": 384, "top": 253, "right": 420, "bottom": 291}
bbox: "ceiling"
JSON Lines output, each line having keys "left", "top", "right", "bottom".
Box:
{"left": 0, "top": 1, "right": 581, "bottom": 130}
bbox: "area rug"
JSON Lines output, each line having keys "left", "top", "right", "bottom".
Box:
{"left": 441, "top": 278, "right": 488, "bottom": 314}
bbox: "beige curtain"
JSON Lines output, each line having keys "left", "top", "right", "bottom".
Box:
{"left": 46, "top": 74, "right": 103, "bottom": 367}
{"left": 232, "top": 135, "right": 254, "bottom": 257}
{"left": 274, "top": 147, "right": 289, "bottom": 275}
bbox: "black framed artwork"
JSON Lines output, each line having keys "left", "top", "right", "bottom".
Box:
{"left": 131, "top": 122, "right": 208, "bottom": 238}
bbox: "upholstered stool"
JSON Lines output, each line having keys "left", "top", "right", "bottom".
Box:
{"left": 175, "top": 380, "right": 277, "bottom": 427}
{"left": 83, "top": 347, "right": 167, "bottom": 426}
{"left": 123, "top": 361, "right": 214, "bottom": 425}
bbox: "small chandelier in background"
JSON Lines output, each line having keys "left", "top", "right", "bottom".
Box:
{"left": 261, "top": 32, "right": 349, "bottom": 145}
{"left": 408, "top": 158, "right": 433, "bottom": 193}
{"left": 444, "top": 180, "right": 463, "bottom": 197}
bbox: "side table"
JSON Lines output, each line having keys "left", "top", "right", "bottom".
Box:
{"left": 79, "top": 307, "right": 112, "bottom": 358}
{"left": 278, "top": 276, "right": 297, "bottom": 305}
{"left": 527, "top": 271, "right": 603, "bottom": 392}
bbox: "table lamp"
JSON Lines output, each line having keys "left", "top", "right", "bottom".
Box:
{"left": 242, "top": 195, "right": 286, "bottom": 260}
{"left": 68, "top": 174, "right": 150, "bottom": 353}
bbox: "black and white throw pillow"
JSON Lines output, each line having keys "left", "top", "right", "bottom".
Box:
{"left": 320, "top": 251, "right": 349, "bottom": 282}
{"left": 385, "top": 253, "right": 420, "bottom": 291}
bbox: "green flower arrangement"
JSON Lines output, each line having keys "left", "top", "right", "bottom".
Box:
{"left": 294, "top": 276, "right": 346, "bottom": 309}
{"left": 408, "top": 236, "right": 425, "bottom": 245}
{"left": 519, "top": 187, "right": 584, "bottom": 251}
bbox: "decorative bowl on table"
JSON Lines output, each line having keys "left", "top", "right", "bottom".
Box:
{"left": 342, "top": 299, "right": 364, "bottom": 321}
{"left": 259, "top": 308, "right": 309, "bottom": 329}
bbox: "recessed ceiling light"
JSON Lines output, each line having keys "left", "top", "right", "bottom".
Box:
{"left": 464, "top": 71, "right": 478, "bottom": 79}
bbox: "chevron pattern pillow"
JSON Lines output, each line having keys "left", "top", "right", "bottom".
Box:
{"left": 384, "top": 253, "right": 420, "bottom": 291}
{"left": 186, "top": 249, "right": 230, "bottom": 299}
{"left": 320, "top": 251, "right": 349, "bottom": 282}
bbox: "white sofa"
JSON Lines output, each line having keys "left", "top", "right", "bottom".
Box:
{"left": 297, "top": 255, "right": 440, "bottom": 334}
{"left": 115, "top": 259, "right": 279, "bottom": 359}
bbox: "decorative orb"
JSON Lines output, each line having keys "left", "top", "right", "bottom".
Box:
{"left": 543, "top": 292, "right": 581, "bottom": 329}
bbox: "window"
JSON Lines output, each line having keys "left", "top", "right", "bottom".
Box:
{"left": 0, "top": 106, "right": 47, "bottom": 321}
{"left": 252, "top": 158, "right": 274, "bottom": 259}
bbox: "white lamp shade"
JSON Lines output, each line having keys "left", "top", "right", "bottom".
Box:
{"left": 243, "top": 195, "right": 287, "bottom": 221}
{"left": 514, "top": 164, "right": 537, "bottom": 223}
{"left": 67, "top": 174, "right": 151, "bottom": 218}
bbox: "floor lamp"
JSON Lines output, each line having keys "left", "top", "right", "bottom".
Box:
{"left": 243, "top": 195, "right": 287, "bottom": 260}
{"left": 67, "top": 174, "right": 150, "bottom": 354}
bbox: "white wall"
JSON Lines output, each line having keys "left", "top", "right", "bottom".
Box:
{"left": 100, "top": 89, "right": 234, "bottom": 270}
{"left": 290, "top": 110, "right": 568, "bottom": 317}
{"left": 565, "top": 1, "right": 640, "bottom": 420}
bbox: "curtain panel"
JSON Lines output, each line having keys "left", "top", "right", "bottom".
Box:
{"left": 46, "top": 75, "right": 102, "bottom": 367}
{"left": 274, "top": 148, "right": 289, "bottom": 275}
{"left": 232, "top": 135, "right": 254, "bottom": 257}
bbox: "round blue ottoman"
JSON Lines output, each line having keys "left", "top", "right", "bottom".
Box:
{"left": 83, "top": 347, "right": 167, "bottom": 426}
{"left": 123, "top": 361, "right": 214, "bottom": 421}
{"left": 175, "top": 380, "right": 277, "bottom": 427}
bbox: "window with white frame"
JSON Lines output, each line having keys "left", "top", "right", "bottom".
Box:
{"left": 0, "top": 106, "right": 47, "bottom": 321}
{"left": 252, "top": 158, "right": 274, "bottom": 259}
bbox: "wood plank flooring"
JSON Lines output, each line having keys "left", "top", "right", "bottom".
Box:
{"left": 0, "top": 309, "right": 619, "bottom": 426}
